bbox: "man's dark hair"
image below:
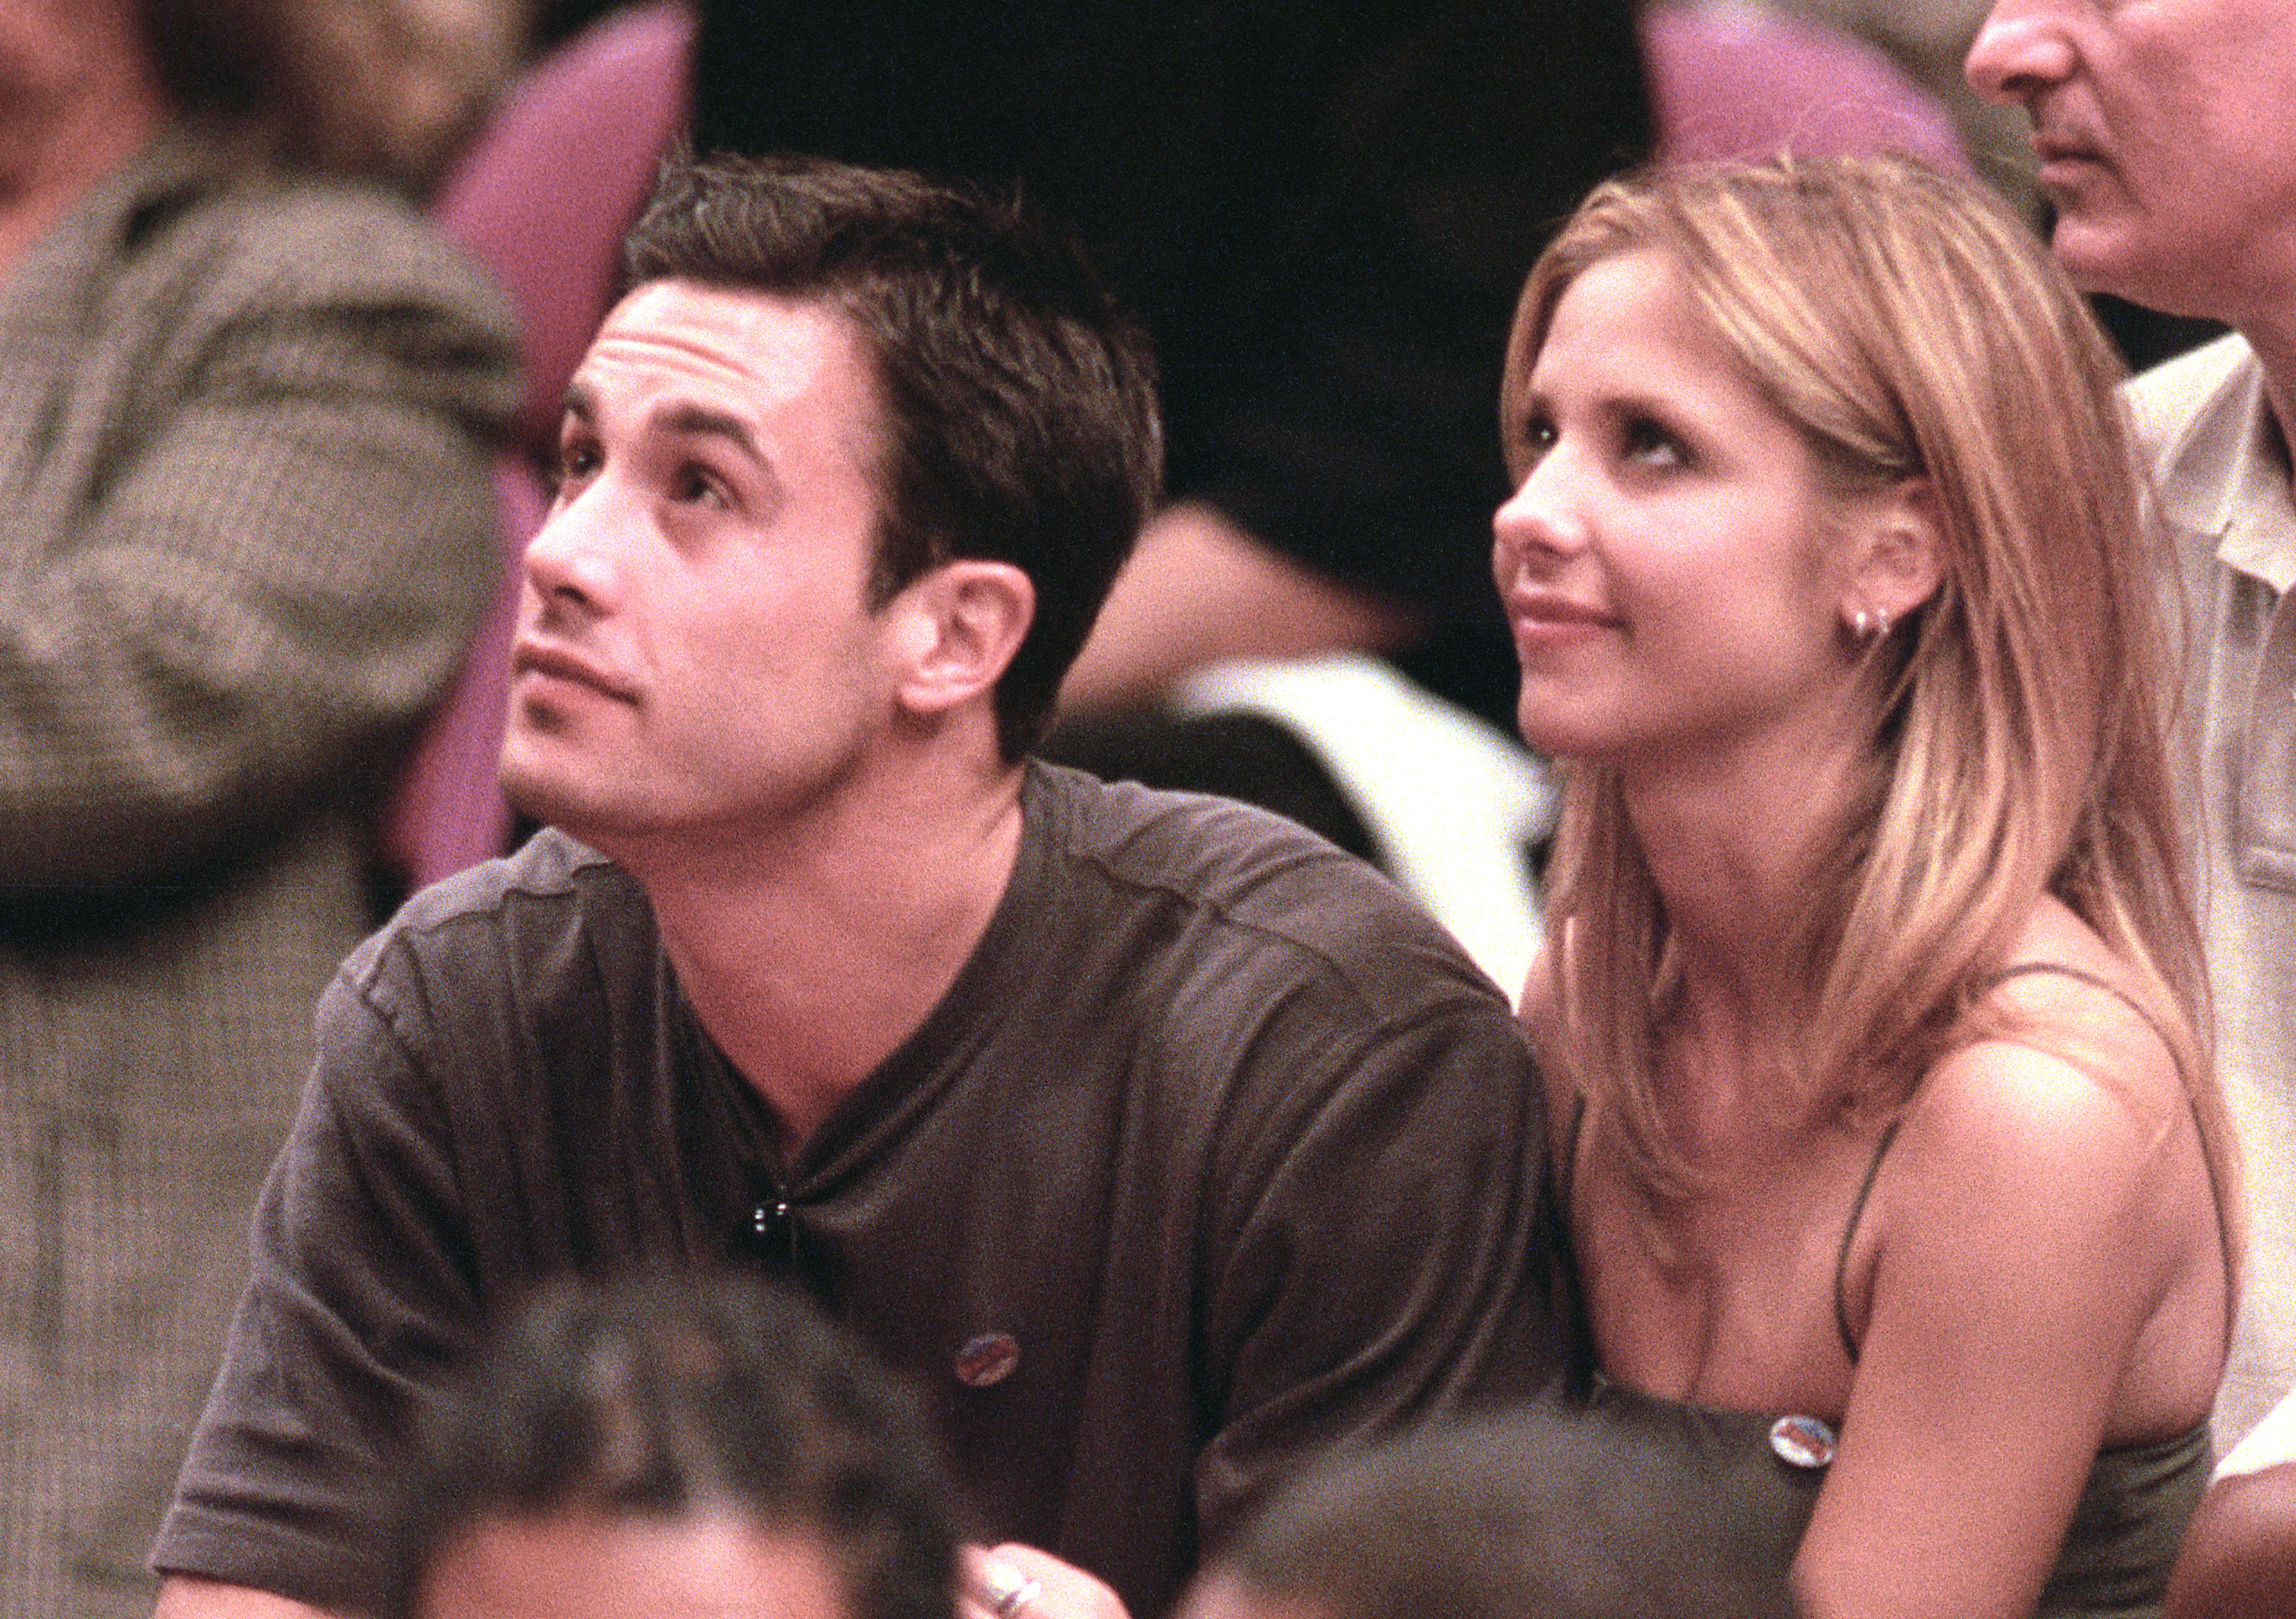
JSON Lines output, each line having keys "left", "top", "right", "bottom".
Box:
{"left": 619, "top": 147, "right": 1165, "bottom": 760}
{"left": 384, "top": 1272, "right": 961, "bottom": 1619}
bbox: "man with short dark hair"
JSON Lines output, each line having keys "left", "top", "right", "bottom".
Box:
{"left": 149, "top": 151, "right": 1566, "bottom": 1619}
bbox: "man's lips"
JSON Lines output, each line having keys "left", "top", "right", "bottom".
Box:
{"left": 2031, "top": 132, "right": 2108, "bottom": 181}
{"left": 510, "top": 638, "right": 638, "bottom": 701}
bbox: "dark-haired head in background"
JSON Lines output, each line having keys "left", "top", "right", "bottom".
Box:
{"left": 1178, "top": 1409, "right": 1794, "bottom": 1619}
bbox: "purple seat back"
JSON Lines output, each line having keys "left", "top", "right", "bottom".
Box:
{"left": 377, "top": 1, "right": 697, "bottom": 892}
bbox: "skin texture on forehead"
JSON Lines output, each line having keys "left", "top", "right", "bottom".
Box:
{"left": 417, "top": 1511, "right": 854, "bottom": 1619}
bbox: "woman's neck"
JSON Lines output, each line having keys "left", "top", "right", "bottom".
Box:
{"left": 1620, "top": 716, "right": 1881, "bottom": 1036}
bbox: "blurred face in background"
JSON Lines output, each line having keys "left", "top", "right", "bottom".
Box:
{"left": 0, "top": 0, "right": 163, "bottom": 243}
{"left": 418, "top": 1510, "right": 853, "bottom": 1619}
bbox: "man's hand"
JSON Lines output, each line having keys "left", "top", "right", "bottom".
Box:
{"left": 961, "top": 1543, "right": 1131, "bottom": 1619}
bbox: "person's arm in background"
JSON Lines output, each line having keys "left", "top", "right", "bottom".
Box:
{"left": 1058, "top": 502, "right": 1417, "bottom": 714}
{"left": 0, "top": 168, "right": 516, "bottom": 893}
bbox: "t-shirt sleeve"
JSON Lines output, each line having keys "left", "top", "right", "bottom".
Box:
{"left": 1189, "top": 986, "right": 1571, "bottom": 1546}
{"left": 152, "top": 951, "right": 486, "bottom": 1610}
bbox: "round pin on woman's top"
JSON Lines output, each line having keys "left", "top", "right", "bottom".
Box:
{"left": 1769, "top": 1414, "right": 1838, "bottom": 1470}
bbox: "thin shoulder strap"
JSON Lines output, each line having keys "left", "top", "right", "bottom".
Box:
{"left": 1988, "top": 960, "right": 2154, "bottom": 1024}
{"left": 1832, "top": 1115, "right": 1906, "bottom": 1365}
{"left": 1834, "top": 961, "right": 2238, "bottom": 1361}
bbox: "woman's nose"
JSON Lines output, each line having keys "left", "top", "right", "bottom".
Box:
{"left": 1492, "top": 457, "right": 1592, "bottom": 582}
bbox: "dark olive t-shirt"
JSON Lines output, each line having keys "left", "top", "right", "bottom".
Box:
{"left": 155, "top": 764, "right": 1569, "bottom": 1616}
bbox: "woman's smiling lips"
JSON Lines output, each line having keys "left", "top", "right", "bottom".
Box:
{"left": 1503, "top": 588, "right": 1619, "bottom": 649}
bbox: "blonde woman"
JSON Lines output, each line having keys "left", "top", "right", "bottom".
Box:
{"left": 1496, "top": 155, "right": 2234, "bottom": 1619}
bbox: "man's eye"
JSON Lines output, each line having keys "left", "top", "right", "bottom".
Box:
{"left": 672, "top": 465, "right": 730, "bottom": 509}
{"left": 546, "top": 442, "right": 600, "bottom": 494}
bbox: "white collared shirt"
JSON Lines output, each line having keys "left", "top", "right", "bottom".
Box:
{"left": 2128, "top": 331, "right": 2296, "bottom": 1464}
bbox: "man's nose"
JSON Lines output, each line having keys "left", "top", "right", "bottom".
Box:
{"left": 522, "top": 481, "right": 628, "bottom": 615}
{"left": 1966, "top": 2, "right": 2078, "bottom": 106}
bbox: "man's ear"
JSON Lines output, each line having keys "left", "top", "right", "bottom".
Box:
{"left": 1840, "top": 477, "right": 1945, "bottom": 632}
{"left": 886, "top": 560, "right": 1036, "bottom": 719}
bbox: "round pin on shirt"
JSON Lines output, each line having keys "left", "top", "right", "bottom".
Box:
{"left": 955, "top": 1331, "right": 1022, "bottom": 1388}
{"left": 1769, "top": 1414, "right": 1837, "bottom": 1470}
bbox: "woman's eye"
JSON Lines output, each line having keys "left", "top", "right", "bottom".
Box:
{"left": 1622, "top": 416, "right": 1688, "bottom": 470}
{"left": 1512, "top": 413, "right": 1558, "bottom": 468}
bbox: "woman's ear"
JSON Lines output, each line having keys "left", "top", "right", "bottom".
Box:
{"left": 1840, "top": 478, "right": 1944, "bottom": 633}
{"left": 886, "top": 560, "right": 1037, "bottom": 719}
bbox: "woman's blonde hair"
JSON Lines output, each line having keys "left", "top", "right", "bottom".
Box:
{"left": 1506, "top": 155, "right": 2224, "bottom": 1203}
{"left": 142, "top": 0, "right": 528, "bottom": 191}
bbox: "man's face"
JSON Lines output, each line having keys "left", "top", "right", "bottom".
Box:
{"left": 1966, "top": 0, "right": 2296, "bottom": 323}
{"left": 419, "top": 1511, "right": 851, "bottom": 1619}
{"left": 500, "top": 281, "right": 908, "bottom": 860}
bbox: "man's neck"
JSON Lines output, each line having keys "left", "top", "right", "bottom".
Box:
{"left": 629, "top": 760, "right": 1030, "bottom": 1154}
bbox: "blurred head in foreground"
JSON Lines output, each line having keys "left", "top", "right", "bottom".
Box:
{"left": 386, "top": 1272, "right": 960, "bottom": 1619}
{"left": 1179, "top": 1407, "right": 1796, "bottom": 1619}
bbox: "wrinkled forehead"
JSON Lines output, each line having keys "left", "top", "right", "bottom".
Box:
{"left": 583, "top": 281, "right": 868, "bottom": 403}
{"left": 568, "top": 280, "right": 889, "bottom": 483}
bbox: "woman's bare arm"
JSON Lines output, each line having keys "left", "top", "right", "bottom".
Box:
{"left": 1793, "top": 1035, "right": 2212, "bottom": 1619}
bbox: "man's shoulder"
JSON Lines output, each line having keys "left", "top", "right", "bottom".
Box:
{"left": 2122, "top": 330, "right": 2256, "bottom": 462}
{"left": 1026, "top": 762, "right": 1510, "bottom": 1014}
{"left": 76, "top": 129, "right": 519, "bottom": 398}
{"left": 342, "top": 829, "right": 653, "bottom": 1004}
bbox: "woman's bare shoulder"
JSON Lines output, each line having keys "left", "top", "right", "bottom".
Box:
{"left": 1954, "top": 895, "right": 2189, "bottom": 1129}
{"left": 1896, "top": 899, "right": 2193, "bottom": 1255}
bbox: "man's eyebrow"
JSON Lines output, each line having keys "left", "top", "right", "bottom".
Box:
{"left": 650, "top": 402, "right": 765, "bottom": 464}
{"left": 553, "top": 388, "right": 765, "bottom": 467}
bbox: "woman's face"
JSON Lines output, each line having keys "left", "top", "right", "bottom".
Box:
{"left": 1492, "top": 250, "right": 1857, "bottom": 772}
